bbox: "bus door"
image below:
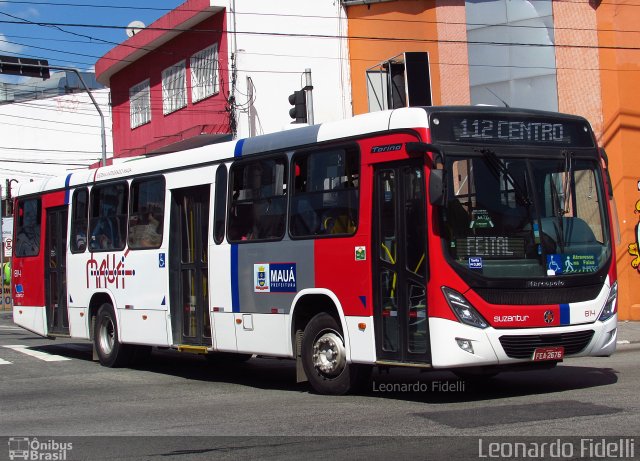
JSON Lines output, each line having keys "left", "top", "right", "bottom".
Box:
{"left": 45, "top": 206, "right": 69, "bottom": 335}
{"left": 169, "top": 186, "right": 212, "bottom": 346}
{"left": 373, "top": 161, "right": 431, "bottom": 363}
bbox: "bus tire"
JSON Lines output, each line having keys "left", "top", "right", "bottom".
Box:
{"left": 94, "top": 303, "right": 132, "bottom": 368}
{"left": 301, "top": 312, "right": 364, "bottom": 395}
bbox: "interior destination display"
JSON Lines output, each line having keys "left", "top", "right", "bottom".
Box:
{"left": 455, "top": 236, "right": 525, "bottom": 259}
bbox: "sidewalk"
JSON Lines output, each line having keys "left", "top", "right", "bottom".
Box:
{"left": 616, "top": 320, "right": 640, "bottom": 346}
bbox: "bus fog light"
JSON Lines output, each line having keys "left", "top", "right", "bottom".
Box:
{"left": 456, "top": 338, "right": 474, "bottom": 354}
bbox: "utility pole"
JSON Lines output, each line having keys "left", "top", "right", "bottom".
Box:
{"left": 1, "top": 182, "right": 4, "bottom": 307}
{"left": 303, "top": 68, "right": 314, "bottom": 126}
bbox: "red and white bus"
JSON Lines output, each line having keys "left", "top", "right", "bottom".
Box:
{"left": 12, "top": 106, "right": 618, "bottom": 394}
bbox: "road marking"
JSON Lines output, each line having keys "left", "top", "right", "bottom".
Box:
{"left": 0, "top": 358, "right": 12, "bottom": 365}
{"left": 0, "top": 326, "right": 25, "bottom": 332}
{"left": 3, "top": 345, "right": 71, "bottom": 362}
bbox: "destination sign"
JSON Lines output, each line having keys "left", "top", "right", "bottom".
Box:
{"left": 456, "top": 236, "right": 525, "bottom": 259}
{"left": 431, "top": 114, "right": 595, "bottom": 147}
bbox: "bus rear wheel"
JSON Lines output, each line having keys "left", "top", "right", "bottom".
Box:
{"left": 301, "top": 312, "right": 369, "bottom": 395}
{"left": 94, "top": 303, "right": 132, "bottom": 368}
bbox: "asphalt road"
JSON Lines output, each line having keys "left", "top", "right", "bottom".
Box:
{"left": 1, "top": 312, "right": 638, "bottom": 460}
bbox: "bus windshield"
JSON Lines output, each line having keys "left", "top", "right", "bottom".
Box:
{"left": 443, "top": 151, "right": 611, "bottom": 278}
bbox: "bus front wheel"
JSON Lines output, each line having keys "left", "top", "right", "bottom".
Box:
{"left": 301, "top": 312, "right": 369, "bottom": 395}
{"left": 94, "top": 303, "right": 132, "bottom": 368}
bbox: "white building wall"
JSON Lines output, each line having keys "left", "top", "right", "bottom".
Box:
{"left": 0, "top": 89, "right": 112, "bottom": 193}
{"left": 215, "top": 0, "right": 352, "bottom": 138}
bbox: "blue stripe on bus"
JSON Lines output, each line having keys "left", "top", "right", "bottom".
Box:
{"left": 560, "top": 303, "right": 571, "bottom": 325}
{"left": 234, "top": 138, "right": 245, "bottom": 158}
{"left": 231, "top": 244, "right": 240, "bottom": 312}
{"left": 64, "top": 173, "right": 72, "bottom": 204}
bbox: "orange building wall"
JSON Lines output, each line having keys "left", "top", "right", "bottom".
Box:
{"left": 346, "top": 1, "right": 442, "bottom": 115}
{"left": 436, "top": 0, "right": 470, "bottom": 104}
{"left": 597, "top": 1, "right": 640, "bottom": 320}
{"left": 553, "top": 1, "right": 603, "bottom": 138}
{"left": 345, "top": 0, "right": 638, "bottom": 319}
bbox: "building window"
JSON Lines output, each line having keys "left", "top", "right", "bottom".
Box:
{"left": 191, "top": 44, "right": 219, "bottom": 103}
{"left": 129, "top": 79, "right": 151, "bottom": 129}
{"left": 465, "top": 0, "right": 558, "bottom": 111}
{"left": 366, "top": 52, "right": 431, "bottom": 112}
{"left": 161, "top": 60, "right": 187, "bottom": 115}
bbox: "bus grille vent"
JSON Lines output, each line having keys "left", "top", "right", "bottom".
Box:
{"left": 499, "top": 330, "right": 595, "bottom": 359}
{"left": 475, "top": 285, "right": 602, "bottom": 305}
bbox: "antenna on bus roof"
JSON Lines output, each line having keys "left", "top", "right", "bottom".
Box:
{"left": 486, "top": 88, "right": 510, "bottom": 108}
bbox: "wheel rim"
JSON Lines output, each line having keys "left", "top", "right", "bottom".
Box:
{"left": 312, "top": 330, "right": 346, "bottom": 378}
{"left": 98, "top": 316, "right": 115, "bottom": 355}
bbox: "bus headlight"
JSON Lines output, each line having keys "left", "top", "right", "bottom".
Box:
{"left": 598, "top": 281, "right": 618, "bottom": 322}
{"left": 442, "top": 287, "right": 489, "bottom": 329}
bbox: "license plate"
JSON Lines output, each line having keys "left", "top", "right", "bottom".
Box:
{"left": 532, "top": 346, "right": 564, "bottom": 361}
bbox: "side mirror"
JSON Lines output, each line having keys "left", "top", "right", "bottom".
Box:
{"left": 405, "top": 142, "right": 444, "bottom": 169}
{"left": 429, "top": 169, "right": 445, "bottom": 207}
{"left": 599, "top": 148, "right": 614, "bottom": 199}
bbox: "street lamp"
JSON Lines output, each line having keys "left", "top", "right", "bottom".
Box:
{"left": 0, "top": 56, "right": 108, "bottom": 167}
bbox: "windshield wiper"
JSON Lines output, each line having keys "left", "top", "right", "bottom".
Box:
{"left": 479, "top": 149, "right": 532, "bottom": 207}
{"left": 549, "top": 150, "right": 574, "bottom": 253}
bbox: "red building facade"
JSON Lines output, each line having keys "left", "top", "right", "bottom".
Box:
{"left": 95, "top": 0, "right": 230, "bottom": 159}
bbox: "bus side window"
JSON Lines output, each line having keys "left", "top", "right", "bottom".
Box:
{"left": 14, "top": 198, "right": 41, "bottom": 257}
{"left": 289, "top": 147, "right": 359, "bottom": 238}
{"left": 89, "top": 182, "right": 128, "bottom": 252}
{"left": 128, "top": 177, "right": 165, "bottom": 250}
{"left": 213, "top": 164, "right": 227, "bottom": 244}
{"left": 228, "top": 157, "right": 287, "bottom": 242}
{"left": 70, "top": 188, "right": 88, "bottom": 253}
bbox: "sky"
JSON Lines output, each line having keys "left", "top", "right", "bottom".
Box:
{"left": 0, "top": 1, "right": 184, "bottom": 74}
{"left": 0, "top": 1, "right": 187, "bottom": 190}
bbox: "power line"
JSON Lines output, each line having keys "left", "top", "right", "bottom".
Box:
{"left": 0, "top": 119, "right": 106, "bottom": 135}
{"left": 0, "top": 10, "right": 175, "bottom": 57}
{"left": 0, "top": 145, "right": 109, "bottom": 155}
{"left": 4, "top": 0, "right": 640, "bottom": 19}
{"left": 0, "top": 167, "right": 54, "bottom": 177}
{"left": 0, "top": 112, "right": 110, "bottom": 130}
{"left": 1, "top": 19, "right": 639, "bottom": 53}
{"left": 0, "top": 157, "right": 95, "bottom": 165}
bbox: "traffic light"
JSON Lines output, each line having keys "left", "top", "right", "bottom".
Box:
{"left": 0, "top": 56, "right": 50, "bottom": 79}
{"left": 288, "top": 90, "right": 307, "bottom": 124}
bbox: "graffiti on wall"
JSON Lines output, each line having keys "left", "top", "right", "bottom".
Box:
{"left": 628, "top": 200, "right": 640, "bottom": 272}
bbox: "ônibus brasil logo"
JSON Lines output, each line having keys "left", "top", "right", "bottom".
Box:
{"left": 8, "top": 437, "right": 72, "bottom": 461}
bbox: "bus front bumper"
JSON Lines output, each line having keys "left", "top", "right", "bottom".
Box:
{"left": 429, "top": 315, "right": 617, "bottom": 369}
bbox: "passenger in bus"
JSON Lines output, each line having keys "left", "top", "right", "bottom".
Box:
{"left": 135, "top": 212, "right": 162, "bottom": 247}
{"left": 75, "top": 226, "right": 87, "bottom": 252}
{"left": 90, "top": 197, "right": 120, "bottom": 250}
